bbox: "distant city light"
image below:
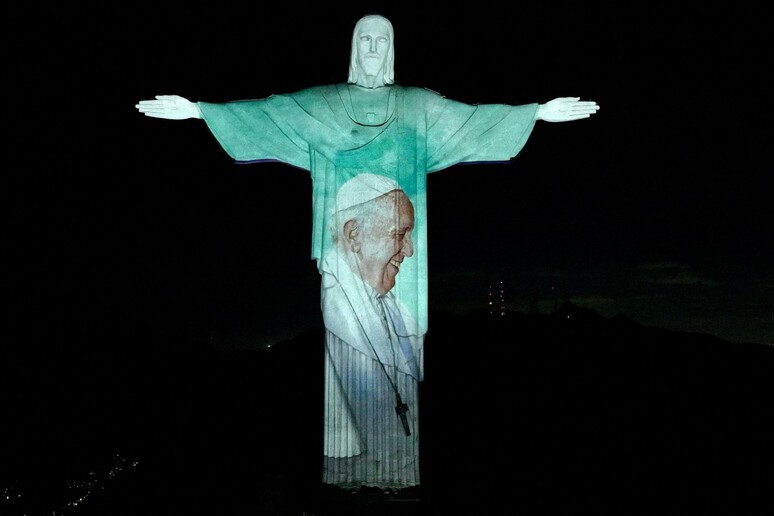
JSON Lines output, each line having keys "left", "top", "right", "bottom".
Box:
{"left": 488, "top": 281, "right": 506, "bottom": 315}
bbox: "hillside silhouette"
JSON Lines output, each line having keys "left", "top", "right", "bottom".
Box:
{"left": 3, "top": 303, "right": 772, "bottom": 515}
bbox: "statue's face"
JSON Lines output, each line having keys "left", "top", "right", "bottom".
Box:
{"left": 356, "top": 191, "right": 414, "bottom": 294}
{"left": 355, "top": 17, "right": 391, "bottom": 80}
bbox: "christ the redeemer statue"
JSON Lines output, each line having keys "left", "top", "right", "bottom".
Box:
{"left": 136, "top": 13, "right": 599, "bottom": 492}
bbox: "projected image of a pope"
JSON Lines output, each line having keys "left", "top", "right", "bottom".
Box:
{"left": 340, "top": 185, "right": 414, "bottom": 295}
{"left": 320, "top": 173, "right": 422, "bottom": 488}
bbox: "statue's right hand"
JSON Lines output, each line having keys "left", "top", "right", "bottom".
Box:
{"left": 135, "top": 95, "right": 201, "bottom": 120}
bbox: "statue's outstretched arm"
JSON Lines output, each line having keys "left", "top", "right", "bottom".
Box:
{"left": 135, "top": 95, "right": 202, "bottom": 120}
{"left": 537, "top": 97, "right": 599, "bottom": 122}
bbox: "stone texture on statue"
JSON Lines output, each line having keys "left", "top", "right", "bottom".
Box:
{"left": 193, "top": 15, "right": 539, "bottom": 489}
{"left": 135, "top": 13, "right": 598, "bottom": 491}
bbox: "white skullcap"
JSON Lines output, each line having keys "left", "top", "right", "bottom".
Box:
{"left": 335, "top": 173, "right": 402, "bottom": 212}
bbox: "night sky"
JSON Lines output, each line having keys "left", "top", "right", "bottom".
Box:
{"left": 8, "top": 2, "right": 772, "bottom": 350}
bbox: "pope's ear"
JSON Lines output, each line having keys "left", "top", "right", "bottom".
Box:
{"left": 343, "top": 219, "right": 359, "bottom": 242}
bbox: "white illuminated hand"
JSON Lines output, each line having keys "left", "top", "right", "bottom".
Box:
{"left": 537, "top": 97, "right": 599, "bottom": 122}
{"left": 135, "top": 95, "right": 202, "bottom": 120}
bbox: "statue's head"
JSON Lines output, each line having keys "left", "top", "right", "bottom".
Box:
{"left": 347, "top": 14, "right": 395, "bottom": 88}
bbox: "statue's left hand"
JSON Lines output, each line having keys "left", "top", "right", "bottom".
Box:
{"left": 537, "top": 97, "right": 599, "bottom": 122}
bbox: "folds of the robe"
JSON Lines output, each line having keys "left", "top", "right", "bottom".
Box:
{"left": 323, "top": 331, "right": 421, "bottom": 488}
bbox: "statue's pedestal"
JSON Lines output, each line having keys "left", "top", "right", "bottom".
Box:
{"left": 302, "top": 485, "right": 424, "bottom": 516}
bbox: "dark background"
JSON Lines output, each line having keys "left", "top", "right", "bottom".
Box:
{"left": 7, "top": 1, "right": 772, "bottom": 348}
{"left": 4, "top": 2, "right": 773, "bottom": 514}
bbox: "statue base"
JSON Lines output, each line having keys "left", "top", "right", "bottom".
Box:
{"left": 301, "top": 484, "right": 424, "bottom": 515}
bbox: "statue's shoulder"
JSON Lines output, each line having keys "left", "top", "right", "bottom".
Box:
{"left": 301, "top": 83, "right": 342, "bottom": 94}
{"left": 283, "top": 83, "right": 340, "bottom": 100}
{"left": 398, "top": 85, "right": 446, "bottom": 101}
{"left": 394, "top": 84, "right": 437, "bottom": 94}
{"left": 420, "top": 86, "right": 445, "bottom": 98}
{"left": 271, "top": 85, "right": 340, "bottom": 111}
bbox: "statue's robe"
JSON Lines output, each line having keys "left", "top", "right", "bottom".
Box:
{"left": 199, "top": 84, "right": 537, "bottom": 488}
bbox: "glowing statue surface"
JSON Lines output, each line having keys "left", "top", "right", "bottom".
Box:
{"left": 136, "top": 13, "right": 599, "bottom": 491}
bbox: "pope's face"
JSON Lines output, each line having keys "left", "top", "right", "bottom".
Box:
{"left": 356, "top": 18, "right": 391, "bottom": 79}
{"left": 357, "top": 191, "right": 414, "bottom": 294}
